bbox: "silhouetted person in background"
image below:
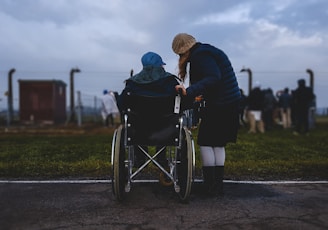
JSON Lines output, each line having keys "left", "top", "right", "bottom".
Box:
{"left": 101, "top": 90, "right": 119, "bottom": 127}
{"left": 278, "top": 87, "right": 292, "bottom": 129}
{"left": 246, "top": 82, "right": 265, "bottom": 133}
{"left": 293, "top": 79, "right": 315, "bottom": 135}
{"left": 262, "top": 88, "right": 277, "bottom": 131}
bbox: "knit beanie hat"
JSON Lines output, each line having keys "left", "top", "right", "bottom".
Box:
{"left": 172, "top": 33, "right": 197, "bottom": 55}
{"left": 141, "top": 52, "right": 166, "bottom": 67}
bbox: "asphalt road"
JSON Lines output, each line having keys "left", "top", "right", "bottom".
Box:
{"left": 0, "top": 181, "right": 327, "bottom": 230}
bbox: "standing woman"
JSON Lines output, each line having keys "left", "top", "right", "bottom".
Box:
{"left": 172, "top": 33, "right": 241, "bottom": 197}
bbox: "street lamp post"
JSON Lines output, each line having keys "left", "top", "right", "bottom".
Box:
{"left": 240, "top": 67, "right": 252, "bottom": 95}
{"left": 306, "top": 69, "right": 315, "bottom": 129}
{"left": 7, "top": 68, "right": 16, "bottom": 126}
{"left": 306, "top": 69, "right": 314, "bottom": 90}
{"left": 69, "top": 68, "right": 81, "bottom": 123}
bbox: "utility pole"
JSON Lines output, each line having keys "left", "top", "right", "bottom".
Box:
{"left": 240, "top": 67, "right": 252, "bottom": 95}
{"left": 69, "top": 68, "right": 81, "bottom": 123}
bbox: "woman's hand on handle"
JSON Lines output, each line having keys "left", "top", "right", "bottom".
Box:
{"left": 175, "top": 85, "right": 187, "bottom": 96}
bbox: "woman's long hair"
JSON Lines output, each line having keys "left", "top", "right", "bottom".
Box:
{"left": 178, "top": 51, "right": 190, "bottom": 82}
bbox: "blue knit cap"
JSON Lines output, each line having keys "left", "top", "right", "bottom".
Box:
{"left": 141, "top": 52, "right": 166, "bottom": 67}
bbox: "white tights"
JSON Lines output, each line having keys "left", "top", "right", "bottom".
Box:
{"left": 200, "top": 146, "right": 225, "bottom": 167}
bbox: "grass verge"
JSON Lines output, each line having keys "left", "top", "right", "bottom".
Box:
{"left": 0, "top": 118, "right": 327, "bottom": 180}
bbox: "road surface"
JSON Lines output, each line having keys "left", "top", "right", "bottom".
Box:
{"left": 0, "top": 181, "right": 327, "bottom": 229}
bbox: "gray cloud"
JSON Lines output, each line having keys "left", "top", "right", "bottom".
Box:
{"left": 0, "top": 0, "right": 327, "bottom": 109}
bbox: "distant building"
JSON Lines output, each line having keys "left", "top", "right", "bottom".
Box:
{"left": 19, "top": 80, "right": 67, "bottom": 124}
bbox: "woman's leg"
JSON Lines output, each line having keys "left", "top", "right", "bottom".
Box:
{"left": 200, "top": 146, "right": 215, "bottom": 166}
{"left": 213, "top": 147, "right": 225, "bottom": 195}
{"left": 213, "top": 147, "right": 225, "bottom": 166}
{"left": 200, "top": 146, "right": 215, "bottom": 196}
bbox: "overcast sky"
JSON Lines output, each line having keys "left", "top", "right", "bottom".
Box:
{"left": 0, "top": 0, "right": 327, "bottom": 109}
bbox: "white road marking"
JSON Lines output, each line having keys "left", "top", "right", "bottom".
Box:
{"left": 0, "top": 179, "right": 327, "bottom": 184}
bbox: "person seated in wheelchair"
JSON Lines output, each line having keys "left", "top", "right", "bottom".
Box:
{"left": 117, "top": 51, "right": 183, "bottom": 169}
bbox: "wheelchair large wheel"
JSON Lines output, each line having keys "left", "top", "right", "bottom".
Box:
{"left": 176, "top": 127, "right": 194, "bottom": 202}
{"left": 111, "top": 125, "right": 127, "bottom": 201}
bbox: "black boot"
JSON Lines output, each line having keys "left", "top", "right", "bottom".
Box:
{"left": 202, "top": 166, "right": 215, "bottom": 197}
{"left": 214, "top": 166, "right": 224, "bottom": 196}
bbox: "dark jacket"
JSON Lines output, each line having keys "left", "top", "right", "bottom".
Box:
{"left": 293, "top": 85, "right": 314, "bottom": 112}
{"left": 262, "top": 88, "right": 277, "bottom": 111}
{"left": 278, "top": 91, "right": 292, "bottom": 110}
{"left": 247, "top": 87, "right": 264, "bottom": 110}
{"left": 186, "top": 43, "right": 241, "bottom": 106}
{"left": 117, "top": 67, "right": 181, "bottom": 112}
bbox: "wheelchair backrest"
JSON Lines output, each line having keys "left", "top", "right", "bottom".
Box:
{"left": 124, "top": 93, "right": 182, "bottom": 146}
{"left": 125, "top": 92, "right": 181, "bottom": 115}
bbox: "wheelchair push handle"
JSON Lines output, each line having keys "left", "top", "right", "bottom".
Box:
{"left": 175, "top": 84, "right": 186, "bottom": 97}
{"left": 178, "top": 88, "right": 183, "bottom": 96}
{"left": 174, "top": 88, "right": 183, "bottom": 114}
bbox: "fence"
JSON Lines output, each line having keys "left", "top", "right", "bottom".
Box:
{"left": 74, "top": 91, "right": 103, "bottom": 124}
{"left": 0, "top": 91, "right": 105, "bottom": 127}
{"left": 1, "top": 94, "right": 328, "bottom": 128}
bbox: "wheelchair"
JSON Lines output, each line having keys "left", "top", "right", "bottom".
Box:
{"left": 111, "top": 92, "right": 195, "bottom": 202}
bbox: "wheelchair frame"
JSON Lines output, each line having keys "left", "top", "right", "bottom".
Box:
{"left": 111, "top": 94, "right": 195, "bottom": 202}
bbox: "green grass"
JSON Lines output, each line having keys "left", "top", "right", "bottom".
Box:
{"left": 224, "top": 119, "right": 328, "bottom": 180}
{"left": 0, "top": 133, "right": 112, "bottom": 178}
{"left": 0, "top": 118, "right": 327, "bottom": 180}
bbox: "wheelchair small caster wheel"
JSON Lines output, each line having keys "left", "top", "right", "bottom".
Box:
{"left": 125, "top": 184, "right": 131, "bottom": 192}
{"left": 174, "top": 184, "right": 180, "bottom": 193}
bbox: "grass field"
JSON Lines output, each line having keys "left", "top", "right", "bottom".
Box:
{"left": 0, "top": 117, "right": 327, "bottom": 180}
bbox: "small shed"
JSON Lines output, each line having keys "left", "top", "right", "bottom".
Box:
{"left": 19, "top": 80, "right": 67, "bottom": 124}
